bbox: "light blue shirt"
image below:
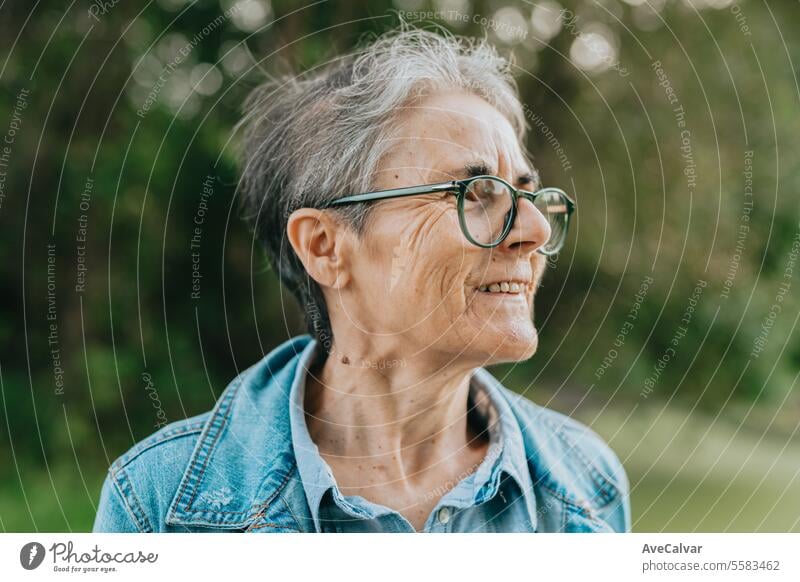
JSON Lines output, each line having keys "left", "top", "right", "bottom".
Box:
{"left": 289, "top": 341, "right": 538, "bottom": 532}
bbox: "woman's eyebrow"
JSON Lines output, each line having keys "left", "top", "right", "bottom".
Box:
{"left": 462, "top": 161, "right": 494, "bottom": 177}
{"left": 452, "top": 161, "right": 541, "bottom": 188}
{"left": 517, "top": 170, "right": 541, "bottom": 189}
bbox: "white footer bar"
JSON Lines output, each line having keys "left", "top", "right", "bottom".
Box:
{"left": 2, "top": 533, "right": 798, "bottom": 581}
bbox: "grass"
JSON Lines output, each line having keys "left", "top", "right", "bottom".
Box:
{"left": 574, "top": 402, "right": 800, "bottom": 532}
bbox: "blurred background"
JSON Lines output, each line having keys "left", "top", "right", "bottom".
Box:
{"left": 1, "top": 0, "right": 798, "bottom": 532}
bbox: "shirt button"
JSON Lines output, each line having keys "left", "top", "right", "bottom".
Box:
{"left": 437, "top": 507, "right": 451, "bottom": 525}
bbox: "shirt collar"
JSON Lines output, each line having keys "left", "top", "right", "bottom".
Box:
{"left": 288, "top": 340, "right": 537, "bottom": 531}
{"left": 472, "top": 367, "right": 538, "bottom": 527}
{"left": 287, "top": 341, "right": 341, "bottom": 531}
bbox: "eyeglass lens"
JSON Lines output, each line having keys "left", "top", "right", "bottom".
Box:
{"left": 462, "top": 178, "right": 569, "bottom": 252}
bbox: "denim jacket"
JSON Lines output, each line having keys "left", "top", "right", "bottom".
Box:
{"left": 93, "top": 335, "right": 631, "bottom": 533}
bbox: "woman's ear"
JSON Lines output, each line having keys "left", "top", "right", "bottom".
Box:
{"left": 286, "top": 208, "right": 351, "bottom": 289}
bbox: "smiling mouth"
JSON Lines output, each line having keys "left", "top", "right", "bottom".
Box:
{"left": 476, "top": 280, "right": 531, "bottom": 295}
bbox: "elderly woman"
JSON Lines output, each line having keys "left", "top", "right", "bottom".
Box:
{"left": 94, "top": 28, "right": 630, "bottom": 533}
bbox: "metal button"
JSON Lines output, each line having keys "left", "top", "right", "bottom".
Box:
{"left": 437, "top": 507, "right": 451, "bottom": 525}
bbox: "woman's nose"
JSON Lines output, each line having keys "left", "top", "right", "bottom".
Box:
{"left": 501, "top": 196, "right": 552, "bottom": 253}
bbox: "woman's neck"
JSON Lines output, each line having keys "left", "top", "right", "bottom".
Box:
{"left": 303, "top": 339, "right": 486, "bottom": 483}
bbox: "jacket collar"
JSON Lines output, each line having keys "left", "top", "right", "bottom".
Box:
{"left": 166, "top": 335, "right": 313, "bottom": 530}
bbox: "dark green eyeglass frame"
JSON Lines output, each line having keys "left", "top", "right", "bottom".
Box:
{"left": 322, "top": 174, "right": 576, "bottom": 255}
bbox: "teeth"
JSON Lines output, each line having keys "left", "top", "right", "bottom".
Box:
{"left": 478, "top": 281, "right": 525, "bottom": 294}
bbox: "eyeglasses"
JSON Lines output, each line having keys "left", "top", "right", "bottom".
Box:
{"left": 323, "top": 175, "right": 575, "bottom": 255}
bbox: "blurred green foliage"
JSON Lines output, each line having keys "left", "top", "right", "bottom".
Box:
{"left": 0, "top": 0, "right": 798, "bottom": 531}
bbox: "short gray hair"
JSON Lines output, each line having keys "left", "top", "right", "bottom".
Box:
{"left": 237, "top": 26, "right": 528, "bottom": 351}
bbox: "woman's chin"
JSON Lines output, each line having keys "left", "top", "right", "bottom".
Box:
{"left": 496, "top": 333, "right": 538, "bottom": 363}
{"left": 465, "top": 322, "right": 539, "bottom": 365}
